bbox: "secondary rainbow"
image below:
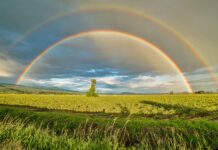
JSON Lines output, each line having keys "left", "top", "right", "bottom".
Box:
{"left": 16, "top": 30, "right": 193, "bottom": 93}
{"left": 9, "top": 6, "right": 217, "bottom": 85}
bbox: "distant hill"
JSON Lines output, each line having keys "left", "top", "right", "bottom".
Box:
{"left": 0, "top": 83, "right": 81, "bottom": 94}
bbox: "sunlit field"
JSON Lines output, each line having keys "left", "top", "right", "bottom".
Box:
{"left": 0, "top": 94, "right": 217, "bottom": 118}
{"left": 0, "top": 94, "right": 218, "bottom": 149}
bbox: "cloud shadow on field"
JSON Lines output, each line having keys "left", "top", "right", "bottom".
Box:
{"left": 140, "top": 100, "right": 218, "bottom": 120}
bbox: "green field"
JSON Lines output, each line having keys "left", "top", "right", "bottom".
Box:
{"left": 0, "top": 94, "right": 218, "bottom": 118}
{"left": 0, "top": 94, "right": 218, "bottom": 149}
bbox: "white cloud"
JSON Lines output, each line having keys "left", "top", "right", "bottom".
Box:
{"left": 21, "top": 78, "right": 48, "bottom": 85}
{"left": 97, "top": 87, "right": 113, "bottom": 92}
{"left": 96, "top": 75, "right": 127, "bottom": 85}
{"left": 21, "top": 73, "right": 189, "bottom": 93}
{"left": 22, "top": 76, "right": 89, "bottom": 91}
{"left": 125, "top": 74, "right": 185, "bottom": 90}
{"left": 86, "top": 69, "right": 96, "bottom": 73}
{"left": 127, "top": 76, "right": 156, "bottom": 89}
{"left": 22, "top": 67, "right": 218, "bottom": 93}
{"left": 0, "top": 55, "right": 24, "bottom": 78}
{"left": 0, "top": 70, "right": 13, "bottom": 77}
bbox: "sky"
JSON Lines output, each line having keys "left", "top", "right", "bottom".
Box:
{"left": 0, "top": 0, "right": 218, "bottom": 93}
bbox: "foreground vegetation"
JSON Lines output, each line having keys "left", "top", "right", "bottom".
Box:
{"left": 0, "top": 106, "right": 217, "bottom": 149}
{"left": 0, "top": 94, "right": 217, "bottom": 149}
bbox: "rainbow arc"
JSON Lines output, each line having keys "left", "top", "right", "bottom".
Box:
{"left": 16, "top": 30, "right": 193, "bottom": 93}
{"left": 12, "top": 6, "right": 217, "bottom": 90}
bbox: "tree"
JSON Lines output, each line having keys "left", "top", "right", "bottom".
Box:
{"left": 86, "top": 79, "right": 98, "bottom": 97}
{"left": 195, "top": 90, "right": 205, "bottom": 94}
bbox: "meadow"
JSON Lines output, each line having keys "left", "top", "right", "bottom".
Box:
{"left": 0, "top": 94, "right": 218, "bottom": 149}
{"left": 0, "top": 94, "right": 217, "bottom": 119}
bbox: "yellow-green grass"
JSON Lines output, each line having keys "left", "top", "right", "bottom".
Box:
{"left": 0, "top": 106, "right": 218, "bottom": 149}
{"left": 0, "top": 94, "right": 218, "bottom": 149}
{"left": 0, "top": 94, "right": 217, "bottom": 118}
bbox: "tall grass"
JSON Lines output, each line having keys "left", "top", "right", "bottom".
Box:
{"left": 0, "top": 119, "right": 213, "bottom": 150}
{"left": 0, "top": 107, "right": 217, "bottom": 149}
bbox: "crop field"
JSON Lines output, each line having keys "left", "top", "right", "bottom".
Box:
{"left": 0, "top": 94, "right": 218, "bottom": 149}
{"left": 0, "top": 94, "right": 217, "bottom": 119}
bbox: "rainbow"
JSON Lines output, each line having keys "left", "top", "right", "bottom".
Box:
{"left": 10, "top": 6, "right": 217, "bottom": 85}
{"left": 16, "top": 30, "right": 193, "bottom": 93}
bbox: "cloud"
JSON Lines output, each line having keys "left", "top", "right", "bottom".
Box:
{"left": 125, "top": 74, "right": 186, "bottom": 91}
{"left": 22, "top": 75, "right": 125, "bottom": 92}
{"left": 126, "top": 75, "right": 156, "bottom": 89}
{"left": 96, "top": 75, "right": 127, "bottom": 85}
{"left": 185, "top": 66, "right": 218, "bottom": 91}
{"left": 0, "top": 70, "right": 13, "bottom": 77}
{"left": 97, "top": 87, "right": 113, "bottom": 93}
{"left": 86, "top": 69, "right": 96, "bottom": 73}
{"left": 0, "top": 54, "right": 24, "bottom": 78}
{"left": 21, "top": 73, "right": 189, "bottom": 93}
{"left": 22, "top": 66, "right": 218, "bottom": 93}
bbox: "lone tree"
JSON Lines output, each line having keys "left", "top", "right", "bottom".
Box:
{"left": 86, "top": 79, "right": 98, "bottom": 97}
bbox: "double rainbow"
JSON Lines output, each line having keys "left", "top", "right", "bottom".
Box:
{"left": 13, "top": 6, "right": 218, "bottom": 92}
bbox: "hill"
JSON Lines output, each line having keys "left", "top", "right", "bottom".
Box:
{"left": 0, "top": 83, "right": 80, "bottom": 94}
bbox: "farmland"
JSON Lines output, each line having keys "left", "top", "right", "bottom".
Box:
{"left": 0, "top": 94, "right": 217, "bottom": 119}
{"left": 0, "top": 94, "right": 218, "bottom": 149}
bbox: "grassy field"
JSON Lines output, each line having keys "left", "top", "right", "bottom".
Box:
{"left": 0, "top": 94, "right": 217, "bottom": 119}
{"left": 0, "top": 94, "right": 217, "bottom": 149}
